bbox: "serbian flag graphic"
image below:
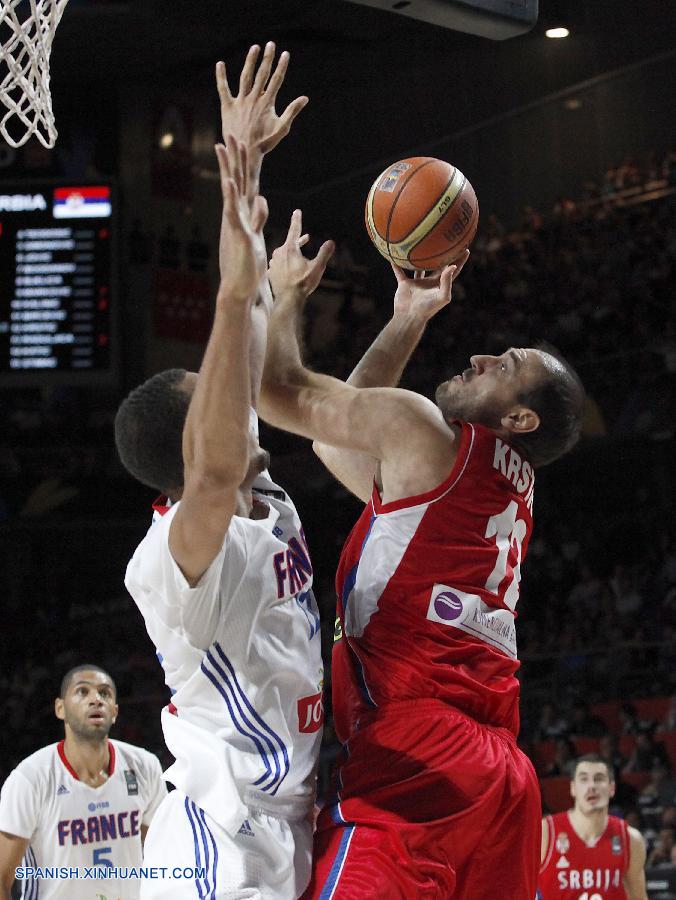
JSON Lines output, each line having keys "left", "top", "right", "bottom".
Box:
{"left": 53, "top": 186, "right": 112, "bottom": 219}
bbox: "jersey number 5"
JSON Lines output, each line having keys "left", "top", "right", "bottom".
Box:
{"left": 484, "top": 500, "right": 527, "bottom": 611}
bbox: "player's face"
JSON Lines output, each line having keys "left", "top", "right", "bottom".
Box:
{"left": 435, "top": 347, "right": 544, "bottom": 429}
{"left": 571, "top": 763, "right": 615, "bottom": 814}
{"left": 55, "top": 671, "right": 118, "bottom": 741}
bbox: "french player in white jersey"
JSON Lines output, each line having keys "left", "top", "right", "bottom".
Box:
{"left": 0, "top": 665, "right": 166, "bottom": 900}
{"left": 115, "top": 46, "right": 331, "bottom": 899}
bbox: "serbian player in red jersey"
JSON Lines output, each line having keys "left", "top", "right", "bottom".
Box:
{"left": 538, "top": 755, "right": 647, "bottom": 900}
{"left": 259, "top": 212, "right": 586, "bottom": 898}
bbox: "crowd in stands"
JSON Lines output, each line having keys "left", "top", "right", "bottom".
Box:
{"left": 0, "top": 150, "right": 674, "bottom": 884}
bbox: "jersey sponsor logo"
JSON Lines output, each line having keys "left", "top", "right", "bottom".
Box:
{"left": 426, "top": 584, "right": 517, "bottom": 658}
{"left": 556, "top": 832, "right": 570, "bottom": 854}
{"left": 611, "top": 835, "right": 622, "bottom": 854}
{"left": 57, "top": 810, "right": 140, "bottom": 845}
{"left": 556, "top": 855, "right": 570, "bottom": 868}
{"left": 297, "top": 691, "right": 324, "bottom": 733}
{"left": 87, "top": 801, "right": 110, "bottom": 812}
{"left": 237, "top": 819, "right": 255, "bottom": 837}
{"left": 492, "top": 439, "right": 534, "bottom": 510}
{"left": 56, "top": 784, "right": 69, "bottom": 795}
{"left": 557, "top": 868, "right": 622, "bottom": 891}
{"left": 273, "top": 535, "right": 313, "bottom": 599}
{"left": 124, "top": 769, "right": 138, "bottom": 796}
{"left": 334, "top": 617, "right": 343, "bottom": 642}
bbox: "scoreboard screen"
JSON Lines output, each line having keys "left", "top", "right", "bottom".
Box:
{"left": 0, "top": 182, "right": 117, "bottom": 384}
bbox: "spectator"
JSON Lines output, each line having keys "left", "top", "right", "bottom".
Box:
{"left": 543, "top": 737, "right": 577, "bottom": 778}
{"left": 568, "top": 701, "right": 607, "bottom": 737}
{"left": 638, "top": 764, "right": 676, "bottom": 819}
{"left": 624, "top": 726, "right": 672, "bottom": 773}
{"left": 534, "top": 702, "right": 570, "bottom": 741}
{"left": 619, "top": 702, "right": 644, "bottom": 735}
{"left": 599, "top": 733, "right": 627, "bottom": 774}
{"left": 661, "top": 697, "right": 676, "bottom": 733}
{"left": 647, "top": 826, "right": 675, "bottom": 866}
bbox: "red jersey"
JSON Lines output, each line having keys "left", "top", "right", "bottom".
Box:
{"left": 332, "top": 420, "right": 534, "bottom": 739}
{"left": 538, "top": 812, "right": 630, "bottom": 899}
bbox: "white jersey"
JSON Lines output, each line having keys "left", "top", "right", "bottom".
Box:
{"left": 124, "top": 470, "right": 324, "bottom": 837}
{"left": 0, "top": 739, "right": 167, "bottom": 900}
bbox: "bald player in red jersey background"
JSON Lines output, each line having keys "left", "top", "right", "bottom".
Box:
{"left": 259, "top": 214, "right": 586, "bottom": 898}
{"left": 538, "top": 755, "right": 647, "bottom": 900}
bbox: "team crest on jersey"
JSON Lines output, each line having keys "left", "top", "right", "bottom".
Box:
{"left": 556, "top": 832, "right": 570, "bottom": 854}
{"left": 124, "top": 769, "right": 138, "bottom": 796}
{"left": 611, "top": 835, "right": 622, "bottom": 855}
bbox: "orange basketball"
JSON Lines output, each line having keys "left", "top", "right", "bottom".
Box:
{"left": 365, "top": 157, "right": 479, "bottom": 271}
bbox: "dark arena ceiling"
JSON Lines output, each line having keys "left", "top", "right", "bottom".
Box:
{"left": 47, "top": 0, "right": 676, "bottom": 199}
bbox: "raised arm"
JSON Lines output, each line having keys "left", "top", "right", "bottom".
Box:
{"left": 260, "top": 211, "right": 458, "bottom": 504}
{"left": 313, "top": 255, "right": 469, "bottom": 500}
{"left": 215, "top": 43, "right": 308, "bottom": 406}
{"left": 168, "top": 141, "right": 268, "bottom": 586}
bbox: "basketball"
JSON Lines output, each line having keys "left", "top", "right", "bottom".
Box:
{"left": 365, "top": 157, "right": 479, "bottom": 271}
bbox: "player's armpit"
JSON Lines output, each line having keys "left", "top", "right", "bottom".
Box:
{"left": 0, "top": 831, "right": 29, "bottom": 898}
{"left": 261, "top": 376, "right": 457, "bottom": 496}
{"left": 624, "top": 826, "right": 648, "bottom": 900}
{"left": 312, "top": 441, "right": 378, "bottom": 503}
{"left": 169, "top": 478, "right": 239, "bottom": 588}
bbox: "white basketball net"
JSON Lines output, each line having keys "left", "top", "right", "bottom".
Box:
{"left": 0, "top": 0, "right": 69, "bottom": 148}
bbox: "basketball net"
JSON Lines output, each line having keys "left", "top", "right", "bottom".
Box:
{"left": 0, "top": 0, "right": 69, "bottom": 148}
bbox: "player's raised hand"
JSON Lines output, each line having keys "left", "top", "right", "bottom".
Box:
{"left": 215, "top": 43, "right": 308, "bottom": 194}
{"left": 268, "top": 209, "right": 335, "bottom": 303}
{"left": 390, "top": 249, "right": 470, "bottom": 322}
{"left": 215, "top": 137, "right": 268, "bottom": 305}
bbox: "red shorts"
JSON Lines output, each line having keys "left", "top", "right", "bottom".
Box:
{"left": 303, "top": 701, "right": 540, "bottom": 899}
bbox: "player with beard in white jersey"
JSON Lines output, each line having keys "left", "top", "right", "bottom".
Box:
{"left": 0, "top": 664, "right": 166, "bottom": 900}
{"left": 116, "top": 47, "right": 330, "bottom": 899}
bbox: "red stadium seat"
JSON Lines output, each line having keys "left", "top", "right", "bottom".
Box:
{"left": 635, "top": 697, "right": 671, "bottom": 725}
{"left": 618, "top": 735, "right": 637, "bottom": 756}
{"left": 661, "top": 732, "right": 676, "bottom": 769}
{"left": 573, "top": 737, "right": 601, "bottom": 755}
{"left": 541, "top": 777, "right": 572, "bottom": 814}
{"left": 590, "top": 700, "right": 622, "bottom": 733}
{"left": 622, "top": 771, "right": 651, "bottom": 791}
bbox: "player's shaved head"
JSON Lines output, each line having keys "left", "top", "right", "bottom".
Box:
{"left": 60, "top": 664, "right": 116, "bottom": 699}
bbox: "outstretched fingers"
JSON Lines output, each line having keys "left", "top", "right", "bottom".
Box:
{"left": 239, "top": 44, "right": 260, "bottom": 95}
{"left": 252, "top": 41, "right": 276, "bottom": 94}
{"left": 286, "top": 209, "right": 303, "bottom": 245}
{"left": 222, "top": 177, "right": 245, "bottom": 231}
{"left": 264, "top": 49, "right": 290, "bottom": 104}
{"left": 453, "top": 248, "right": 471, "bottom": 278}
{"left": 215, "top": 60, "right": 233, "bottom": 107}
{"left": 314, "top": 239, "right": 336, "bottom": 271}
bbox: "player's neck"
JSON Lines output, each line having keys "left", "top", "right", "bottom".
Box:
{"left": 63, "top": 733, "right": 111, "bottom": 786}
{"left": 569, "top": 807, "right": 609, "bottom": 844}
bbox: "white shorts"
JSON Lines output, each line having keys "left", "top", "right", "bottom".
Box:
{"left": 140, "top": 789, "right": 312, "bottom": 899}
